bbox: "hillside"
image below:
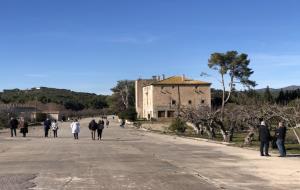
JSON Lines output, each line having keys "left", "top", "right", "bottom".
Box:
{"left": 0, "top": 87, "right": 109, "bottom": 111}
{"left": 256, "top": 85, "right": 300, "bottom": 93}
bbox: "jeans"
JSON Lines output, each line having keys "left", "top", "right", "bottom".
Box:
{"left": 73, "top": 133, "right": 79, "bottom": 140}
{"left": 53, "top": 130, "right": 58, "bottom": 138}
{"left": 260, "top": 141, "right": 269, "bottom": 156}
{"left": 45, "top": 129, "right": 49, "bottom": 137}
{"left": 10, "top": 128, "right": 17, "bottom": 137}
{"left": 97, "top": 129, "right": 103, "bottom": 140}
{"left": 91, "top": 130, "right": 96, "bottom": 140}
{"left": 276, "top": 139, "right": 286, "bottom": 157}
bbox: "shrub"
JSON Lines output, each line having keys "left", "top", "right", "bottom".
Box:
{"left": 169, "top": 118, "right": 188, "bottom": 133}
{"left": 0, "top": 112, "right": 10, "bottom": 129}
{"left": 118, "top": 107, "right": 137, "bottom": 121}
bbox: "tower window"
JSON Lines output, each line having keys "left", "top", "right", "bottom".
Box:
{"left": 172, "top": 100, "right": 176, "bottom": 105}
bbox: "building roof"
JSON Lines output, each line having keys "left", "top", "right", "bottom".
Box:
{"left": 151, "top": 76, "right": 211, "bottom": 86}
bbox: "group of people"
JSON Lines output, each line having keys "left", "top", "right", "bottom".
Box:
{"left": 88, "top": 119, "right": 109, "bottom": 140}
{"left": 9, "top": 117, "right": 29, "bottom": 138}
{"left": 259, "top": 119, "right": 287, "bottom": 157}
{"left": 43, "top": 118, "right": 59, "bottom": 138}
{"left": 43, "top": 117, "right": 110, "bottom": 140}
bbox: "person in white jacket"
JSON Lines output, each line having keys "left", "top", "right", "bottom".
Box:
{"left": 71, "top": 119, "right": 80, "bottom": 140}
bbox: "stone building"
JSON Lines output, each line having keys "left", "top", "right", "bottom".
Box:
{"left": 135, "top": 75, "right": 211, "bottom": 120}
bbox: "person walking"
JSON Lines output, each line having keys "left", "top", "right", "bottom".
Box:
{"left": 106, "top": 119, "right": 110, "bottom": 128}
{"left": 51, "top": 120, "right": 59, "bottom": 138}
{"left": 88, "top": 119, "right": 98, "bottom": 140}
{"left": 9, "top": 117, "right": 19, "bottom": 137}
{"left": 97, "top": 119, "right": 105, "bottom": 140}
{"left": 276, "top": 122, "right": 287, "bottom": 157}
{"left": 43, "top": 118, "right": 51, "bottom": 138}
{"left": 71, "top": 119, "right": 80, "bottom": 140}
{"left": 259, "top": 119, "right": 271, "bottom": 157}
{"left": 19, "top": 118, "right": 28, "bottom": 138}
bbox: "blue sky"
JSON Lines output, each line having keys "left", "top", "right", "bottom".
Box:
{"left": 0, "top": 0, "right": 300, "bottom": 94}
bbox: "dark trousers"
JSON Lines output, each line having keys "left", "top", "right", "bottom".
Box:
{"left": 10, "top": 128, "right": 17, "bottom": 137}
{"left": 260, "top": 141, "right": 269, "bottom": 156}
{"left": 22, "top": 132, "right": 26, "bottom": 137}
{"left": 97, "top": 129, "right": 103, "bottom": 140}
{"left": 276, "top": 139, "right": 286, "bottom": 157}
{"left": 45, "top": 129, "right": 49, "bottom": 137}
{"left": 74, "top": 133, "right": 79, "bottom": 140}
{"left": 91, "top": 130, "right": 96, "bottom": 140}
{"left": 53, "top": 130, "right": 58, "bottom": 138}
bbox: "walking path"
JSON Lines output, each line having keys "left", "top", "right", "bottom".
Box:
{"left": 0, "top": 117, "right": 299, "bottom": 190}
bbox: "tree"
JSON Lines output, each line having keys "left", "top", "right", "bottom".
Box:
{"left": 263, "top": 86, "right": 274, "bottom": 103}
{"left": 208, "top": 51, "right": 256, "bottom": 141}
{"left": 109, "top": 80, "right": 136, "bottom": 120}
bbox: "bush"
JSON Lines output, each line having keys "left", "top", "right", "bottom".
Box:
{"left": 0, "top": 112, "right": 10, "bottom": 129}
{"left": 118, "top": 107, "right": 137, "bottom": 121}
{"left": 169, "top": 118, "right": 188, "bottom": 133}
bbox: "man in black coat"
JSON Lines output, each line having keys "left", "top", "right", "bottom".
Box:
{"left": 9, "top": 117, "right": 19, "bottom": 137}
{"left": 88, "top": 119, "right": 97, "bottom": 140}
{"left": 43, "top": 118, "right": 51, "bottom": 138}
{"left": 258, "top": 120, "right": 271, "bottom": 157}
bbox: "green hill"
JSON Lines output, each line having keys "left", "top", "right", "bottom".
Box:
{"left": 0, "top": 87, "right": 109, "bottom": 111}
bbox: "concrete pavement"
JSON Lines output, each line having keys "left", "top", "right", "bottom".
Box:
{"left": 0, "top": 118, "right": 299, "bottom": 190}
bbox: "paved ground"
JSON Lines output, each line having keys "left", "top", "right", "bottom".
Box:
{"left": 0, "top": 117, "right": 299, "bottom": 190}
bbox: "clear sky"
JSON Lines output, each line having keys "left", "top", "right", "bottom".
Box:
{"left": 1, "top": 0, "right": 300, "bottom": 94}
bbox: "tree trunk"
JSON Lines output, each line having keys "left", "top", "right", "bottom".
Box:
{"left": 228, "top": 123, "right": 234, "bottom": 142}
{"left": 205, "top": 126, "right": 213, "bottom": 139}
{"left": 244, "top": 126, "right": 255, "bottom": 145}
{"left": 292, "top": 127, "right": 300, "bottom": 145}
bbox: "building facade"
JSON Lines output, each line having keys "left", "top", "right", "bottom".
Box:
{"left": 136, "top": 76, "right": 211, "bottom": 120}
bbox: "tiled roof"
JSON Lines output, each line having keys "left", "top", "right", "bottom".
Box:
{"left": 152, "top": 76, "right": 211, "bottom": 85}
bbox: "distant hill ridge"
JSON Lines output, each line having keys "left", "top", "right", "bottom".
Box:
{"left": 256, "top": 85, "right": 300, "bottom": 93}
{"left": 0, "top": 87, "right": 109, "bottom": 111}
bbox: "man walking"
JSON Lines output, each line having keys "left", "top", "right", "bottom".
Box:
{"left": 259, "top": 119, "right": 271, "bottom": 157}
{"left": 276, "top": 122, "right": 287, "bottom": 157}
{"left": 9, "top": 117, "right": 19, "bottom": 137}
{"left": 44, "top": 118, "right": 51, "bottom": 138}
{"left": 88, "top": 119, "right": 97, "bottom": 140}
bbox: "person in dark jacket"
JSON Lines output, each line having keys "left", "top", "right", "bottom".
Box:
{"left": 9, "top": 117, "right": 19, "bottom": 137}
{"left": 97, "top": 120, "right": 105, "bottom": 140}
{"left": 43, "top": 118, "right": 51, "bottom": 138}
{"left": 88, "top": 119, "right": 97, "bottom": 140}
{"left": 258, "top": 120, "right": 271, "bottom": 157}
{"left": 276, "top": 122, "right": 287, "bottom": 157}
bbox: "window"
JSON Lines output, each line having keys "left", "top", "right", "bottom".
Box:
{"left": 167, "top": 111, "right": 175, "bottom": 118}
{"left": 201, "top": 100, "right": 205, "bottom": 104}
{"left": 172, "top": 100, "right": 176, "bottom": 105}
{"left": 158, "top": 111, "right": 166, "bottom": 118}
{"left": 188, "top": 100, "right": 192, "bottom": 105}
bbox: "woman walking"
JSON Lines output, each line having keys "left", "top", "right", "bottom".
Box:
{"left": 71, "top": 119, "right": 80, "bottom": 140}
{"left": 19, "top": 118, "right": 28, "bottom": 138}
{"left": 97, "top": 119, "right": 105, "bottom": 140}
{"left": 51, "top": 120, "right": 59, "bottom": 138}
